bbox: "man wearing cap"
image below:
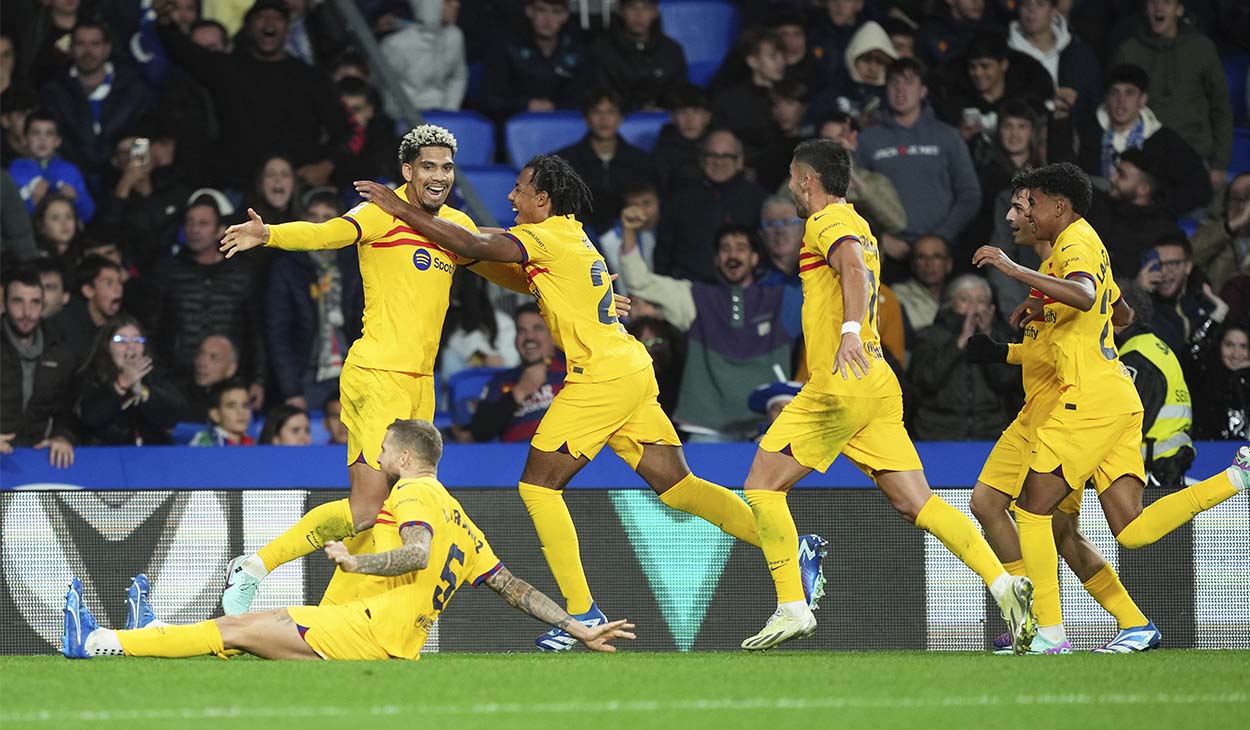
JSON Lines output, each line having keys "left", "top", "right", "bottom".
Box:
{"left": 1086, "top": 147, "right": 1188, "bottom": 279}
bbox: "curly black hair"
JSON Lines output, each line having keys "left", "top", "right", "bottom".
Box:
{"left": 1019, "top": 162, "right": 1093, "bottom": 216}
{"left": 523, "top": 154, "right": 594, "bottom": 217}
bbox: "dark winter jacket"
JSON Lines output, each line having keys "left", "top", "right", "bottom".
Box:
{"left": 1084, "top": 191, "right": 1186, "bottom": 279}
{"left": 654, "top": 173, "right": 767, "bottom": 283}
{"left": 0, "top": 318, "right": 78, "bottom": 445}
{"left": 554, "top": 134, "right": 658, "bottom": 235}
{"left": 75, "top": 371, "right": 186, "bottom": 445}
{"left": 40, "top": 64, "right": 154, "bottom": 183}
{"left": 652, "top": 124, "right": 702, "bottom": 192}
{"left": 592, "top": 24, "right": 687, "bottom": 112}
{"left": 480, "top": 29, "right": 593, "bottom": 120}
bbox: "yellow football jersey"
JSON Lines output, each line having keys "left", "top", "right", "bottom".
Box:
{"left": 1007, "top": 256, "right": 1061, "bottom": 432}
{"left": 350, "top": 476, "right": 502, "bottom": 660}
{"left": 1044, "top": 218, "right": 1141, "bottom": 415}
{"left": 797, "top": 202, "right": 900, "bottom": 397}
{"left": 505, "top": 214, "right": 651, "bottom": 382}
{"left": 267, "top": 186, "right": 478, "bottom": 375}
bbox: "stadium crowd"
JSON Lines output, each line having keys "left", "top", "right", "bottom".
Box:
{"left": 1, "top": 0, "right": 1247, "bottom": 475}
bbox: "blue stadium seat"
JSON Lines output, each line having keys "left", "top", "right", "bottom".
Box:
{"left": 446, "top": 367, "right": 509, "bottom": 427}
{"left": 455, "top": 164, "right": 520, "bottom": 227}
{"left": 1223, "top": 52, "right": 1248, "bottom": 127}
{"left": 504, "top": 111, "right": 587, "bottom": 167}
{"left": 659, "top": 0, "right": 740, "bottom": 87}
{"left": 421, "top": 110, "right": 496, "bottom": 166}
{"left": 619, "top": 111, "right": 670, "bottom": 151}
{"left": 1177, "top": 217, "right": 1200, "bottom": 238}
{"left": 1231, "top": 127, "right": 1250, "bottom": 175}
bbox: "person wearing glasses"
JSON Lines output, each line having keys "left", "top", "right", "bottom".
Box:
{"left": 74, "top": 315, "right": 187, "bottom": 445}
{"left": 1135, "top": 234, "right": 1230, "bottom": 357}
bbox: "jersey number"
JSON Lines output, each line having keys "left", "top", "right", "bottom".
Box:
{"left": 1097, "top": 289, "right": 1117, "bottom": 361}
{"left": 589, "top": 260, "right": 617, "bottom": 326}
{"left": 431, "top": 543, "right": 466, "bottom": 610}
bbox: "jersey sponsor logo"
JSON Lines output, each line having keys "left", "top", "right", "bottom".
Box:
{"left": 413, "top": 249, "right": 432, "bottom": 270}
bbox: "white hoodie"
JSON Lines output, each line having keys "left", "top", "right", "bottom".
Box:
{"left": 1007, "top": 16, "right": 1072, "bottom": 85}
{"left": 1096, "top": 104, "right": 1163, "bottom": 147}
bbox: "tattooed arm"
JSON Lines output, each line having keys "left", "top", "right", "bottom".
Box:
{"left": 484, "top": 567, "right": 637, "bottom": 652}
{"left": 324, "top": 524, "right": 432, "bottom": 576}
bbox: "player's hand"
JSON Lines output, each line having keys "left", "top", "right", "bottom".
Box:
{"left": 608, "top": 273, "right": 631, "bottom": 316}
{"left": 34, "top": 436, "right": 74, "bottom": 469}
{"left": 353, "top": 180, "right": 411, "bottom": 219}
{"left": 220, "top": 208, "right": 269, "bottom": 258}
{"left": 325, "top": 541, "right": 358, "bottom": 572}
{"left": 972, "top": 245, "right": 1020, "bottom": 277}
{"left": 833, "top": 332, "right": 870, "bottom": 380}
{"left": 1009, "top": 297, "right": 1044, "bottom": 327}
{"left": 0, "top": 433, "right": 15, "bottom": 455}
{"left": 575, "top": 618, "right": 636, "bottom": 653}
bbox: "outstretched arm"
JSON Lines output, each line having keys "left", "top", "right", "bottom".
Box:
{"left": 325, "top": 523, "right": 431, "bottom": 577}
{"left": 222, "top": 208, "right": 360, "bottom": 257}
{"left": 485, "top": 567, "right": 635, "bottom": 652}
{"left": 973, "top": 246, "right": 1096, "bottom": 311}
{"left": 355, "top": 181, "right": 523, "bottom": 263}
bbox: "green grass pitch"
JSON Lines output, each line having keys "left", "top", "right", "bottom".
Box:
{"left": 2, "top": 651, "right": 1247, "bottom": 730}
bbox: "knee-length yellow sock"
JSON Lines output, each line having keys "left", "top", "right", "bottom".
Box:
{"left": 744, "top": 489, "right": 803, "bottom": 604}
{"left": 1116, "top": 472, "right": 1239, "bottom": 549}
{"left": 1082, "top": 563, "right": 1148, "bottom": 629}
{"left": 117, "top": 621, "right": 225, "bottom": 658}
{"left": 1016, "top": 507, "right": 1061, "bottom": 627}
{"left": 659, "top": 474, "right": 761, "bottom": 547}
{"left": 257, "top": 498, "right": 356, "bottom": 572}
{"left": 914, "top": 495, "right": 1005, "bottom": 586}
{"left": 1003, "top": 559, "right": 1027, "bottom": 577}
{"left": 519, "top": 482, "right": 593, "bottom": 614}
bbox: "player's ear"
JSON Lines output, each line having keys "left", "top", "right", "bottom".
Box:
{"left": 401, "top": 163, "right": 413, "bottom": 183}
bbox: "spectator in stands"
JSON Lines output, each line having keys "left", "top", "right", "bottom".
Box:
{"left": 655, "top": 130, "right": 767, "bottom": 282}
{"left": 766, "top": 8, "right": 818, "bottom": 88}
{"left": 1, "top": 87, "right": 39, "bottom": 166}
{"left": 439, "top": 270, "right": 519, "bottom": 379}
{"left": 1, "top": 171, "right": 38, "bottom": 260}
{"left": 12, "top": 0, "right": 81, "bottom": 86}
{"left": 591, "top": 0, "right": 686, "bottom": 112}
{"left": 712, "top": 29, "right": 786, "bottom": 166}
{"left": 9, "top": 111, "right": 94, "bottom": 222}
{"left": 1007, "top": 0, "right": 1101, "bottom": 124}
{"left": 467, "top": 304, "right": 567, "bottom": 443}
{"left": 245, "top": 155, "right": 302, "bottom": 225}
{"left": 322, "top": 390, "right": 349, "bottom": 444}
{"left": 148, "top": 197, "right": 267, "bottom": 409}
{"left": 858, "top": 59, "right": 981, "bottom": 272}
{"left": 0, "top": 265, "right": 77, "bottom": 467}
{"left": 258, "top": 403, "right": 312, "bottom": 446}
{"left": 75, "top": 315, "right": 186, "bottom": 445}
{"left": 1113, "top": 287, "right": 1194, "bottom": 489}
{"left": 597, "top": 182, "right": 659, "bottom": 296}
{"left": 1191, "top": 173, "right": 1250, "bottom": 293}
{"left": 32, "top": 193, "right": 80, "bottom": 261}
{"left": 1136, "top": 235, "right": 1230, "bottom": 356}
{"left": 652, "top": 84, "right": 711, "bottom": 191}
{"left": 54, "top": 254, "right": 124, "bottom": 365}
{"left": 967, "top": 99, "right": 1044, "bottom": 253}
{"left": 627, "top": 315, "right": 685, "bottom": 415}
{"left": 33, "top": 258, "right": 70, "bottom": 320}
{"left": 267, "top": 190, "right": 364, "bottom": 410}
{"left": 1070, "top": 64, "right": 1211, "bottom": 216}
{"left": 755, "top": 195, "right": 804, "bottom": 338}
{"left": 189, "top": 379, "right": 254, "bottom": 446}
{"left": 808, "top": 0, "right": 867, "bottom": 89}
{"left": 555, "top": 88, "right": 658, "bottom": 234}
{"left": 881, "top": 18, "right": 917, "bottom": 60}
{"left": 940, "top": 35, "right": 1052, "bottom": 146}
{"left": 183, "top": 333, "right": 240, "bottom": 423}
{"left": 816, "top": 20, "right": 896, "bottom": 126}
{"left": 155, "top": 0, "right": 351, "bottom": 188}
{"left": 919, "top": 0, "right": 999, "bottom": 67}
{"left": 380, "top": 0, "right": 467, "bottom": 113}
{"left": 816, "top": 112, "right": 907, "bottom": 238}
{"left": 908, "top": 274, "right": 1020, "bottom": 440}
{"left": 337, "top": 77, "right": 401, "bottom": 187}
{"left": 1090, "top": 149, "right": 1187, "bottom": 280}
{"left": 756, "top": 80, "right": 813, "bottom": 191}
{"left": 282, "top": 0, "right": 347, "bottom": 67}
{"left": 480, "top": 0, "right": 592, "bottom": 120}
{"left": 40, "top": 20, "right": 154, "bottom": 185}
{"left": 620, "top": 223, "right": 793, "bottom": 439}
{"left": 1112, "top": 0, "right": 1233, "bottom": 188}
{"left": 1188, "top": 322, "right": 1249, "bottom": 441}
{"left": 893, "top": 235, "right": 953, "bottom": 331}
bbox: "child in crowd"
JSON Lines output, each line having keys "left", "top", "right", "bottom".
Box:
{"left": 190, "top": 379, "right": 255, "bottom": 446}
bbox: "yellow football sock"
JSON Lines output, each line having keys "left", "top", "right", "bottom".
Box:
{"left": 659, "top": 474, "right": 761, "bottom": 547}
{"left": 1116, "top": 472, "right": 1239, "bottom": 549}
{"left": 914, "top": 495, "right": 1005, "bottom": 586}
{"left": 744, "top": 489, "right": 803, "bottom": 604}
{"left": 1016, "top": 507, "right": 1061, "bottom": 627}
{"left": 117, "top": 621, "right": 225, "bottom": 658}
{"left": 519, "top": 482, "right": 593, "bottom": 614}
{"left": 1003, "top": 559, "right": 1027, "bottom": 577}
{"left": 1082, "top": 563, "right": 1148, "bottom": 629}
{"left": 257, "top": 498, "right": 357, "bottom": 572}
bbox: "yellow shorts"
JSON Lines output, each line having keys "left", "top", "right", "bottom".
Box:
{"left": 979, "top": 417, "right": 1084, "bottom": 513}
{"left": 758, "top": 388, "right": 923, "bottom": 477}
{"left": 531, "top": 366, "right": 681, "bottom": 469}
{"left": 339, "top": 361, "right": 435, "bottom": 469}
{"left": 286, "top": 603, "right": 390, "bottom": 660}
{"left": 1032, "top": 409, "right": 1145, "bottom": 493}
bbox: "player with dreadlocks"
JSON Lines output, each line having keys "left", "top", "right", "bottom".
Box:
{"left": 355, "top": 156, "right": 829, "bottom": 652}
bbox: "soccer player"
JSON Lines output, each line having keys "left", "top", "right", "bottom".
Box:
{"left": 967, "top": 178, "right": 1158, "bottom": 654}
{"left": 61, "top": 419, "right": 636, "bottom": 660}
{"left": 353, "top": 156, "right": 828, "bottom": 652}
{"left": 973, "top": 162, "right": 1249, "bottom": 653}
{"left": 214, "top": 126, "right": 541, "bottom": 614}
{"left": 733, "top": 138, "right": 1036, "bottom": 652}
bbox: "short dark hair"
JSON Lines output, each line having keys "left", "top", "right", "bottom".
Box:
{"left": 666, "top": 83, "right": 709, "bottom": 111}
{"left": 885, "top": 57, "right": 927, "bottom": 85}
{"left": 1020, "top": 162, "right": 1093, "bottom": 216}
{"left": 3, "top": 263, "right": 42, "bottom": 298}
{"left": 1010, "top": 167, "right": 1035, "bottom": 195}
{"left": 621, "top": 180, "right": 658, "bottom": 200}
{"left": 386, "top": 419, "right": 443, "bottom": 466}
{"left": 1105, "top": 64, "right": 1149, "bottom": 94}
{"left": 208, "top": 377, "right": 249, "bottom": 411}
{"left": 770, "top": 79, "right": 809, "bottom": 104}
{"left": 965, "top": 33, "right": 1009, "bottom": 63}
{"left": 763, "top": 7, "right": 804, "bottom": 29}
{"left": 322, "top": 389, "right": 342, "bottom": 412}
{"left": 259, "top": 404, "right": 309, "bottom": 445}
{"left": 32, "top": 256, "right": 67, "bottom": 285}
{"left": 303, "top": 188, "right": 344, "bottom": 214}
{"left": 714, "top": 223, "right": 761, "bottom": 254}
{"left": 71, "top": 20, "right": 111, "bottom": 43}
{"left": 336, "top": 76, "right": 374, "bottom": 100}
{"left": 792, "top": 138, "right": 851, "bottom": 198}
{"left": 523, "top": 154, "right": 594, "bottom": 217}
{"left": 821, "top": 110, "right": 860, "bottom": 133}
{"left": 75, "top": 254, "right": 124, "bottom": 292}
{"left": 737, "top": 27, "right": 782, "bottom": 59}
{"left": 189, "top": 19, "right": 228, "bottom": 42}
{"left": 997, "top": 97, "right": 1041, "bottom": 128}
{"left": 23, "top": 109, "right": 59, "bottom": 136}
{"left": 186, "top": 194, "right": 223, "bottom": 223}
{"left": 881, "top": 17, "right": 917, "bottom": 41}
{"left": 1153, "top": 233, "right": 1193, "bottom": 259}
{"left": 514, "top": 302, "right": 542, "bottom": 322}
{"left": 582, "top": 87, "right": 623, "bottom": 116}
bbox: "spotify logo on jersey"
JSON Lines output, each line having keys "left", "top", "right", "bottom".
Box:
{"left": 413, "top": 249, "right": 433, "bottom": 271}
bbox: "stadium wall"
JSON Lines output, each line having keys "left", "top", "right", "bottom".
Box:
{"left": 1, "top": 444, "right": 1246, "bottom": 655}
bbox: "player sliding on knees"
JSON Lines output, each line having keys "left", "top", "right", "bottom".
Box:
{"left": 61, "top": 420, "right": 635, "bottom": 660}
{"left": 354, "top": 156, "right": 828, "bottom": 652}
{"left": 735, "top": 139, "right": 1036, "bottom": 652}
{"left": 972, "top": 162, "right": 1249, "bottom": 654}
